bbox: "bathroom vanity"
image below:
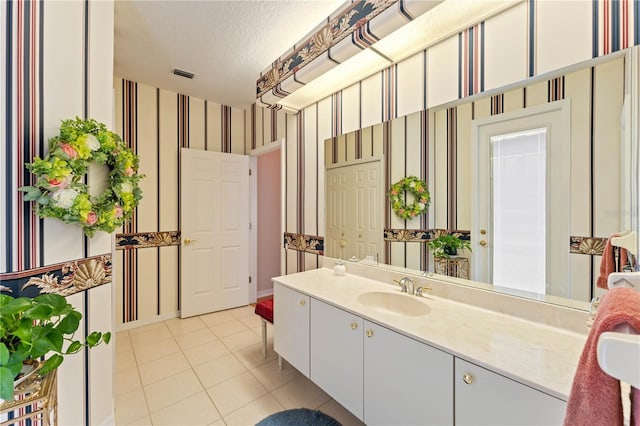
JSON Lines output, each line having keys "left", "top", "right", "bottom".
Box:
{"left": 273, "top": 263, "right": 587, "bottom": 425}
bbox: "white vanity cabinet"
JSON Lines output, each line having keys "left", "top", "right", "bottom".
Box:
{"left": 310, "top": 298, "right": 364, "bottom": 420}
{"left": 309, "top": 298, "right": 454, "bottom": 425}
{"left": 454, "top": 358, "right": 566, "bottom": 426}
{"left": 273, "top": 283, "right": 310, "bottom": 377}
{"left": 363, "top": 321, "right": 454, "bottom": 425}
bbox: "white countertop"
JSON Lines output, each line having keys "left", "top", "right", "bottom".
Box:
{"left": 273, "top": 267, "right": 587, "bottom": 401}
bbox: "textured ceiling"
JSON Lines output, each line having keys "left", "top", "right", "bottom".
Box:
{"left": 114, "top": 0, "right": 344, "bottom": 108}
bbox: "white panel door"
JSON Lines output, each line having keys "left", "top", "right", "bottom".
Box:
{"left": 181, "top": 148, "right": 249, "bottom": 318}
{"left": 325, "top": 170, "right": 349, "bottom": 260}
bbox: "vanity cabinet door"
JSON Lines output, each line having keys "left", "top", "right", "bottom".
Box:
{"left": 455, "top": 358, "right": 566, "bottom": 425}
{"left": 310, "top": 298, "right": 364, "bottom": 420}
{"left": 273, "top": 283, "right": 310, "bottom": 377}
{"left": 363, "top": 321, "right": 454, "bottom": 426}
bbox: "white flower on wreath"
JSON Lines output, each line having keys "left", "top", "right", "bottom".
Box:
{"left": 417, "top": 202, "right": 426, "bottom": 211}
{"left": 409, "top": 181, "right": 416, "bottom": 188}
{"left": 51, "top": 188, "right": 79, "bottom": 209}
{"left": 84, "top": 134, "right": 100, "bottom": 151}
{"left": 120, "top": 182, "right": 133, "bottom": 193}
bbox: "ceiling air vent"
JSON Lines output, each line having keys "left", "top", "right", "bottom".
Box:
{"left": 171, "top": 67, "right": 196, "bottom": 79}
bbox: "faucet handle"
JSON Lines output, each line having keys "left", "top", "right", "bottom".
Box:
{"left": 415, "top": 286, "right": 432, "bottom": 297}
{"left": 393, "top": 278, "right": 407, "bottom": 292}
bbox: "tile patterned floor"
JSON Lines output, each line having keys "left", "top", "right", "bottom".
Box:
{"left": 115, "top": 305, "right": 364, "bottom": 426}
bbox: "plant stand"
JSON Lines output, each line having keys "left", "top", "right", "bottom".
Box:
{"left": 434, "top": 256, "right": 469, "bottom": 280}
{"left": 0, "top": 366, "right": 57, "bottom": 426}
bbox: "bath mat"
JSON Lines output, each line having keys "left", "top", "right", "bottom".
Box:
{"left": 255, "top": 408, "right": 342, "bottom": 426}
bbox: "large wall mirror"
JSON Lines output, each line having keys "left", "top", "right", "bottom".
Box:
{"left": 325, "top": 50, "right": 637, "bottom": 308}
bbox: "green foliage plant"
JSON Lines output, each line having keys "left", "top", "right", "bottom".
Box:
{"left": 427, "top": 234, "right": 472, "bottom": 258}
{"left": 0, "top": 293, "right": 111, "bottom": 400}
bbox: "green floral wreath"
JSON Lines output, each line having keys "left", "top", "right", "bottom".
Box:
{"left": 20, "top": 117, "right": 144, "bottom": 237}
{"left": 388, "top": 176, "right": 430, "bottom": 220}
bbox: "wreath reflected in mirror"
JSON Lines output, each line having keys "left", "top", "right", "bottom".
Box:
{"left": 19, "top": 117, "right": 144, "bottom": 237}
{"left": 388, "top": 176, "right": 430, "bottom": 220}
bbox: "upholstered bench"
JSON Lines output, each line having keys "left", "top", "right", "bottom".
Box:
{"left": 254, "top": 299, "right": 274, "bottom": 358}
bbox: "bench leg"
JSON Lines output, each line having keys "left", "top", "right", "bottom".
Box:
{"left": 278, "top": 354, "right": 283, "bottom": 370}
{"left": 261, "top": 318, "right": 268, "bottom": 358}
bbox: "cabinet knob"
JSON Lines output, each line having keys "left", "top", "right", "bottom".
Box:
{"left": 300, "top": 300, "right": 306, "bottom": 306}
{"left": 463, "top": 373, "right": 474, "bottom": 385}
{"left": 351, "top": 322, "right": 358, "bottom": 330}
{"left": 366, "top": 329, "right": 374, "bottom": 338}
{"left": 479, "top": 240, "right": 487, "bottom": 247}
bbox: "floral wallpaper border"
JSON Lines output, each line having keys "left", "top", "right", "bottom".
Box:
{"left": 257, "top": 0, "right": 395, "bottom": 98}
{"left": 0, "top": 254, "right": 112, "bottom": 298}
{"left": 116, "top": 231, "right": 181, "bottom": 250}
{"left": 284, "top": 232, "right": 324, "bottom": 255}
{"left": 569, "top": 236, "right": 607, "bottom": 256}
{"left": 384, "top": 228, "right": 471, "bottom": 242}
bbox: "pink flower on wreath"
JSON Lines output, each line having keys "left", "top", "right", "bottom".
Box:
{"left": 86, "top": 212, "right": 98, "bottom": 225}
{"left": 114, "top": 205, "right": 123, "bottom": 218}
{"left": 48, "top": 177, "right": 69, "bottom": 190}
{"left": 60, "top": 143, "right": 78, "bottom": 159}
{"left": 390, "top": 189, "right": 398, "bottom": 196}
{"left": 125, "top": 167, "right": 135, "bottom": 176}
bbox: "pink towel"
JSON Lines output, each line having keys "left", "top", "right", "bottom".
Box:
{"left": 633, "top": 386, "right": 640, "bottom": 426}
{"left": 564, "top": 288, "right": 640, "bottom": 425}
{"left": 597, "top": 235, "right": 629, "bottom": 290}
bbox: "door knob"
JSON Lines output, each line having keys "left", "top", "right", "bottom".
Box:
{"left": 184, "top": 238, "right": 197, "bottom": 245}
{"left": 479, "top": 240, "right": 487, "bottom": 247}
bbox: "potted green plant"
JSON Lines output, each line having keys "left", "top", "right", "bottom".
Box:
{"left": 0, "top": 293, "right": 111, "bottom": 400}
{"left": 427, "top": 234, "right": 471, "bottom": 258}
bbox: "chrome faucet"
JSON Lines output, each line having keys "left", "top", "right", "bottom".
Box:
{"left": 396, "top": 277, "right": 415, "bottom": 295}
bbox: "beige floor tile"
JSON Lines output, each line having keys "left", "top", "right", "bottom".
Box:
{"left": 206, "top": 371, "right": 268, "bottom": 416}
{"left": 116, "top": 331, "right": 131, "bottom": 346}
{"left": 200, "top": 310, "right": 237, "bottom": 327}
{"left": 124, "top": 415, "right": 153, "bottom": 426}
{"left": 249, "top": 326, "right": 264, "bottom": 339}
{"left": 116, "top": 337, "right": 134, "bottom": 356}
{"left": 144, "top": 369, "right": 204, "bottom": 413}
{"left": 220, "top": 330, "right": 261, "bottom": 352}
{"left": 128, "top": 321, "right": 170, "bottom": 335}
{"left": 114, "top": 388, "right": 149, "bottom": 425}
{"left": 138, "top": 352, "right": 191, "bottom": 385}
{"left": 116, "top": 349, "right": 138, "bottom": 372}
{"left": 174, "top": 327, "right": 218, "bottom": 350}
{"left": 250, "top": 359, "right": 300, "bottom": 392}
{"left": 133, "top": 337, "right": 181, "bottom": 364}
{"left": 208, "top": 418, "right": 226, "bottom": 425}
{"left": 150, "top": 391, "right": 221, "bottom": 426}
{"left": 229, "top": 305, "right": 255, "bottom": 319}
{"left": 234, "top": 342, "right": 277, "bottom": 370}
{"left": 130, "top": 326, "right": 174, "bottom": 348}
{"left": 193, "top": 353, "right": 247, "bottom": 388}
{"left": 115, "top": 366, "right": 142, "bottom": 396}
{"left": 183, "top": 339, "right": 230, "bottom": 366}
{"left": 319, "top": 399, "right": 365, "bottom": 426}
{"left": 222, "top": 394, "right": 284, "bottom": 426}
{"left": 209, "top": 320, "right": 249, "bottom": 338}
{"left": 165, "top": 316, "right": 207, "bottom": 336}
{"left": 271, "top": 376, "right": 331, "bottom": 409}
{"left": 238, "top": 314, "right": 262, "bottom": 329}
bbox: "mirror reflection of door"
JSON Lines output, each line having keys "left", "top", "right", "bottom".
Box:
{"left": 472, "top": 101, "right": 571, "bottom": 297}
{"left": 326, "top": 158, "right": 383, "bottom": 261}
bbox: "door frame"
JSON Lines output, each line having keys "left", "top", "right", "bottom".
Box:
{"left": 471, "top": 100, "right": 571, "bottom": 295}
{"left": 249, "top": 140, "right": 285, "bottom": 303}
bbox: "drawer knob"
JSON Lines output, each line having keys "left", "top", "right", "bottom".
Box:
{"left": 300, "top": 300, "right": 306, "bottom": 306}
{"left": 351, "top": 322, "right": 358, "bottom": 330}
{"left": 366, "top": 329, "right": 374, "bottom": 338}
{"left": 463, "top": 373, "right": 474, "bottom": 385}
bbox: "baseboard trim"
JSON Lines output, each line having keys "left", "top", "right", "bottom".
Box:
{"left": 257, "top": 289, "right": 274, "bottom": 300}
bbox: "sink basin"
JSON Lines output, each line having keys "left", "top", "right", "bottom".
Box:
{"left": 357, "top": 291, "right": 431, "bottom": 317}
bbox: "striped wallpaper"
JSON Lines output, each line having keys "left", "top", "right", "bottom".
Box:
{"left": 2, "top": 0, "right": 115, "bottom": 424}
{"left": 250, "top": 1, "right": 639, "bottom": 305}
{"left": 113, "top": 79, "right": 246, "bottom": 326}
